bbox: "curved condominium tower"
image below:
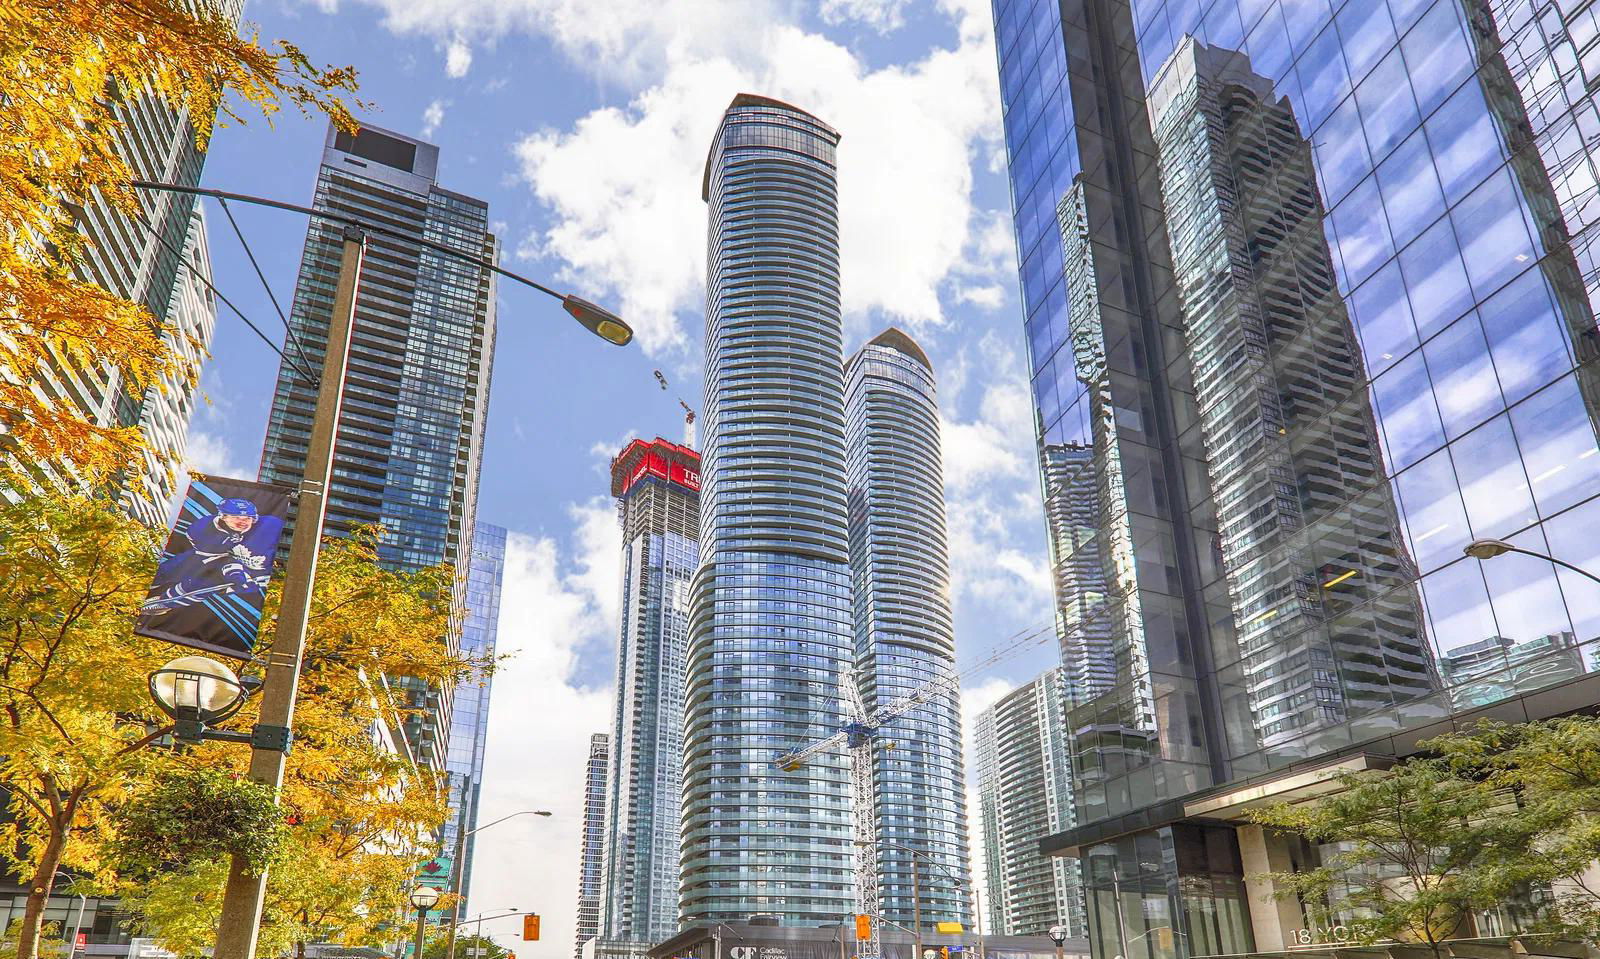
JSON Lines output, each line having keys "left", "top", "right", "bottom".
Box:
{"left": 844, "top": 329, "right": 971, "bottom": 928}
{"left": 681, "top": 94, "right": 854, "bottom": 923}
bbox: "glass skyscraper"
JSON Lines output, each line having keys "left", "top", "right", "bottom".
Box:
{"left": 681, "top": 93, "right": 855, "bottom": 924}
{"left": 259, "top": 122, "right": 498, "bottom": 771}
{"left": 844, "top": 329, "right": 972, "bottom": 928}
{"left": 973, "top": 667, "right": 1083, "bottom": 938}
{"left": 602, "top": 439, "right": 700, "bottom": 945}
{"left": 991, "top": 0, "right": 1600, "bottom": 954}
{"left": 441, "top": 523, "right": 505, "bottom": 927}
{"left": 579, "top": 732, "right": 610, "bottom": 959}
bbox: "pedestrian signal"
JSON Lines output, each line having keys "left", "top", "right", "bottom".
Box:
{"left": 523, "top": 914, "right": 540, "bottom": 941}
{"left": 855, "top": 915, "right": 872, "bottom": 940}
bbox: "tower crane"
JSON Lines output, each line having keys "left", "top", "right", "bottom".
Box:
{"left": 771, "top": 610, "right": 1100, "bottom": 959}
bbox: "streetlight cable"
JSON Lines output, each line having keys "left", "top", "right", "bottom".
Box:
{"left": 214, "top": 196, "right": 319, "bottom": 382}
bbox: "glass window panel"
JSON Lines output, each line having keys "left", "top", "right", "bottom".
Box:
{"left": 1540, "top": 495, "right": 1600, "bottom": 643}
{"left": 1398, "top": 215, "right": 1473, "bottom": 339}
{"left": 1509, "top": 375, "right": 1600, "bottom": 518}
{"left": 1395, "top": 446, "right": 1470, "bottom": 570}
{"left": 1331, "top": 175, "right": 1394, "bottom": 287}
{"left": 1203, "top": 0, "right": 1244, "bottom": 49}
{"left": 1422, "top": 312, "right": 1502, "bottom": 440}
{"left": 1298, "top": 20, "right": 1352, "bottom": 130}
{"left": 1424, "top": 81, "right": 1503, "bottom": 207}
{"left": 1419, "top": 553, "right": 1497, "bottom": 659}
{"left": 1478, "top": 268, "right": 1574, "bottom": 407}
{"left": 1315, "top": 94, "right": 1373, "bottom": 206}
{"left": 1280, "top": 0, "right": 1332, "bottom": 57}
{"left": 1354, "top": 49, "right": 1421, "bottom": 159}
{"left": 1350, "top": 260, "right": 1419, "bottom": 376}
{"left": 1246, "top": 6, "right": 1294, "bottom": 84}
{"left": 1400, "top": 0, "right": 1472, "bottom": 115}
{"left": 1376, "top": 129, "right": 1446, "bottom": 250}
{"left": 1481, "top": 533, "right": 1576, "bottom": 647}
{"left": 1450, "top": 415, "right": 1538, "bottom": 539}
{"left": 1335, "top": 0, "right": 1397, "bottom": 84}
{"left": 1452, "top": 169, "right": 1538, "bottom": 299}
{"left": 1167, "top": 0, "right": 1203, "bottom": 38}
{"left": 1371, "top": 350, "right": 1445, "bottom": 470}
{"left": 1388, "top": 0, "right": 1438, "bottom": 32}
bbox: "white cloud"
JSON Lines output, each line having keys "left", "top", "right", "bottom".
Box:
{"left": 820, "top": 0, "right": 912, "bottom": 33}
{"left": 503, "top": 0, "right": 1003, "bottom": 353}
{"left": 470, "top": 528, "right": 617, "bottom": 959}
{"left": 422, "top": 99, "right": 448, "bottom": 137}
{"left": 445, "top": 37, "right": 473, "bottom": 77}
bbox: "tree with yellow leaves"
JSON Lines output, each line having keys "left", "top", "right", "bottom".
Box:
{"left": 0, "top": 487, "right": 483, "bottom": 959}
{"left": 0, "top": 0, "right": 360, "bottom": 485}
{"left": 115, "top": 528, "right": 484, "bottom": 957}
{"left": 0, "top": 489, "right": 176, "bottom": 959}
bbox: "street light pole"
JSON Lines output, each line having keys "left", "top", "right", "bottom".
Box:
{"left": 443, "top": 811, "right": 550, "bottom": 959}
{"left": 212, "top": 225, "right": 366, "bottom": 959}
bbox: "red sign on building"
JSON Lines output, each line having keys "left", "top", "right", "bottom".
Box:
{"left": 613, "top": 439, "right": 701, "bottom": 496}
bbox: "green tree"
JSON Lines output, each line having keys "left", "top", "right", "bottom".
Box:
{"left": 424, "top": 934, "right": 508, "bottom": 959}
{"left": 1246, "top": 756, "right": 1533, "bottom": 956}
{"left": 1430, "top": 716, "right": 1600, "bottom": 940}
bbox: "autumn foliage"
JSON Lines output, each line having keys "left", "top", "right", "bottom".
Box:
{"left": 0, "top": 0, "right": 360, "bottom": 484}
{"left": 0, "top": 489, "right": 484, "bottom": 959}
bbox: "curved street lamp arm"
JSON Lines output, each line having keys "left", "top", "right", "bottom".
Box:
{"left": 466, "top": 809, "right": 552, "bottom": 839}
{"left": 1500, "top": 544, "right": 1600, "bottom": 588}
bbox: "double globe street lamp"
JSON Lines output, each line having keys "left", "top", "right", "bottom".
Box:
{"left": 147, "top": 655, "right": 263, "bottom": 744}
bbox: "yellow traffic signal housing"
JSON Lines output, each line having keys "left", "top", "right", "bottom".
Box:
{"left": 854, "top": 915, "right": 872, "bottom": 940}
{"left": 523, "top": 914, "right": 540, "bottom": 941}
{"left": 939, "top": 948, "right": 950, "bottom": 959}
{"left": 934, "top": 922, "right": 963, "bottom": 934}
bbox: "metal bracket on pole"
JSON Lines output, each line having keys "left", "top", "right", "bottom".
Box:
{"left": 251, "top": 724, "right": 293, "bottom": 753}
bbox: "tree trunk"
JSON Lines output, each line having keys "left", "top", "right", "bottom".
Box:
{"left": 16, "top": 813, "right": 71, "bottom": 959}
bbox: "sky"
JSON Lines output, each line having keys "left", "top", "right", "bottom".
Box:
{"left": 187, "top": 0, "right": 1058, "bottom": 953}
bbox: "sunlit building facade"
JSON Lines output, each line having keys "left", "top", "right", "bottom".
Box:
{"left": 991, "top": 0, "right": 1600, "bottom": 953}
{"left": 603, "top": 439, "right": 700, "bottom": 944}
{"left": 845, "top": 329, "right": 971, "bottom": 929}
{"left": 579, "top": 732, "right": 610, "bottom": 959}
{"left": 973, "top": 668, "right": 1084, "bottom": 938}
{"left": 681, "top": 94, "right": 855, "bottom": 924}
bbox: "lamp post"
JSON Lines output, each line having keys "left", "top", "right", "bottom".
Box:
{"left": 147, "top": 655, "right": 258, "bottom": 743}
{"left": 1048, "top": 925, "right": 1067, "bottom": 959}
{"left": 1464, "top": 539, "right": 1600, "bottom": 586}
{"left": 125, "top": 180, "right": 633, "bottom": 959}
{"left": 411, "top": 885, "right": 442, "bottom": 959}
{"left": 442, "top": 812, "right": 550, "bottom": 959}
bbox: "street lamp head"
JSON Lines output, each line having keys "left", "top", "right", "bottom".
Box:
{"left": 1465, "top": 539, "right": 1516, "bottom": 560}
{"left": 562, "top": 295, "right": 633, "bottom": 346}
{"left": 534, "top": 810, "right": 552, "bottom": 817}
{"left": 148, "top": 656, "right": 249, "bottom": 724}
{"left": 1048, "top": 925, "right": 1068, "bottom": 945}
{"left": 411, "top": 885, "right": 442, "bottom": 911}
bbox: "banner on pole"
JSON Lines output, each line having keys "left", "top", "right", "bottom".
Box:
{"left": 135, "top": 474, "right": 291, "bottom": 661}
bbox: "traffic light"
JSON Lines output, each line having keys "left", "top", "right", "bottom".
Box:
{"left": 854, "top": 915, "right": 872, "bottom": 940}
{"left": 523, "top": 914, "right": 541, "bottom": 941}
{"left": 938, "top": 947, "right": 950, "bottom": 959}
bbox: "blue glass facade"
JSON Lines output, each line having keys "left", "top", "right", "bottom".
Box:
{"left": 844, "top": 330, "right": 973, "bottom": 929}
{"left": 991, "top": 0, "right": 1600, "bottom": 954}
{"left": 682, "top": 94, "right": 855, "bottom": 924}
{"left": 441, "top": 523, "right": 505, "bottom": 925}
{"left": 259, "top": 123, "right": 498, "bottom": 771}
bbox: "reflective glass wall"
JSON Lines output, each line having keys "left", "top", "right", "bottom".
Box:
{"left": 991, "top": 0, "right": 1600, "bottom": 953}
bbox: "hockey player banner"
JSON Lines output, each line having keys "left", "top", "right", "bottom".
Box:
{"left": 136, "top": 475, "right": 291, "bottom": 661}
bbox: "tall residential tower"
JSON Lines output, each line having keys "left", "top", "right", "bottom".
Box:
{"left": 258, "top": 122, "right": 498, "bottom": 770}
{"left": 602, "top": 439, "right": 700, "bottom": 945}
{"left": 577, "top": 733, "right": 609, "bottom": 959}
{"left": 844, "top": 329, "right": 971, "bottom": 927}
{"left": 682, "top": 94, "right": 854, "bottom": 923}
{"left": 973, "top": 668, "right": 1082, "bottom": 938}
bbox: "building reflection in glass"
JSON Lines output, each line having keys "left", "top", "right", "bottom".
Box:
{"left": 1147, "top": 38, "right": 1437, "bottom": 762}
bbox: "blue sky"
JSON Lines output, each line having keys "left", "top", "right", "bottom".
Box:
{"left": 189, "top": 0, "right": 1055, "bottom": 948}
